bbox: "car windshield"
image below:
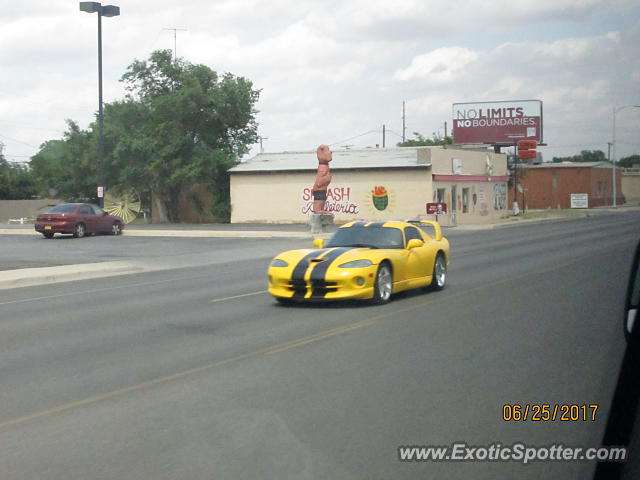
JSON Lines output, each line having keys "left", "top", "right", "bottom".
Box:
{"left": 47, "top": 204, "right": 77, "bottom": 214}
{"left": 326, "top": 226, "right": 404, "bottom": 249}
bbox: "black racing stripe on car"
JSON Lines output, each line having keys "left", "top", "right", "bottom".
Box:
{"left": 350, "top": 221, "right": 366, "bottom": 227}
{"left": 366, "top": 222, "right": 385, "bottom": 227}
{"left": 290, "top": 249, "right": 328, "bottom": 298}
{"left": 309, "top": 247, "right": 355, "bottom": 298}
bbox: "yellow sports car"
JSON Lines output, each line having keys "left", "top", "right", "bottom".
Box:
{"left": 268, "top": 220, "right": 450, "bottom": 304}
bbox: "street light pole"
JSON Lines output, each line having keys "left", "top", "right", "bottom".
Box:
{"left": 80, "top": 2, "right": 120, "bottom": 208}
{"left": 612, "top": 104, "right": 640, "bottom": 208}
{"left": 97, "top": 9, "right": 104, "bottom": 208}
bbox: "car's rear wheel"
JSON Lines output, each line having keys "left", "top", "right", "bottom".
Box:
{"left": 371, "top": 263, "right": 393, "bottom": 305}
{"left": 43, "top": 232, "right": 54, "bottom": 239}
{"left": 73, "top": 223, "right": 85, "bottom": 238}
{"left": 429, "top": 253, "right": 446, "bottom": 291}
{"left": 111, "top": 221, "right": 122, "bottom": 235}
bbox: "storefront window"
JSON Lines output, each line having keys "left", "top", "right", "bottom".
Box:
{"left": 436, "top": 188, "right": 446, "bottom": 203}
{"left": 462, "top": 188, "right": 469, "bottom": 213}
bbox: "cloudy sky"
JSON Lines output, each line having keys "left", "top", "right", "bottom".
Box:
{"left": 1, "top": 0, "right": 639, "bottom": 164}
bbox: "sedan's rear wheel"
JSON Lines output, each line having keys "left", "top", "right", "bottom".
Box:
{"left": 429, "top": 253, "right": 446, "bottom": 291}
{"left": 73, "top": 223, "right": 85, "bottom": 238}
{"left": 111, "top": 221, "right": 122, "bottom": 235}
{"left": 43, "top": 232, "right": 54, "bottom": 239}
{"left": 371, "top": 263, "right": 392, "bottom": 305}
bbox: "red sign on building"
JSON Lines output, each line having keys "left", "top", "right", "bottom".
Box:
{"left": 452, "top": 100, "right": 543, "bottom": 145}
{"left": 426, "top": 202, "right": 447, "bottom": 215}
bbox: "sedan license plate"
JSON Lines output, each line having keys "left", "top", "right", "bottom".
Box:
{"left": 44, "top": 225, "right": 52, "bottom": 230}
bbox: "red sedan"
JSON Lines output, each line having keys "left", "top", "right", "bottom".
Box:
{"left": 35, "top": 203, "right": 125, "bottom": 239}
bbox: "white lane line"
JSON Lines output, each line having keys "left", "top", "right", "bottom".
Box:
{"left": 209, "top": 290, "right": 267, "bottom": 303}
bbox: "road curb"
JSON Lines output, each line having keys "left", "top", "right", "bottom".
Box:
{"left": 0, "top": 262, "right": 144, "bottom": 291}
{"left": 0, "top": 228, "right": 310, "bottom": 239}
{"left": 447, "top": 214, "right": 590, "bottom": 231}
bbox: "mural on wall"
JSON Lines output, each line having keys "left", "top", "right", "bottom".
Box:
{"left": 302, "top": 187, "right": 359, "bottom": 215}
{"left": 494, "top": 183, "right": 507, "bottom": 210}
{"left": 371, "top": 186, "right": 389, "bottom": 211}
{"left": 365, "top": 185, "right": 396, "bottom": 217}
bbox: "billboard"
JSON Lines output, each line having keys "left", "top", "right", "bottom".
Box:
{"left": 452, "top": 100, "right": 543, "bottom": 145}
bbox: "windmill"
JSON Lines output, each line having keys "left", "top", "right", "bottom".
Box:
{"left": 104, "top": 190, "right": 141, "bottom": 224}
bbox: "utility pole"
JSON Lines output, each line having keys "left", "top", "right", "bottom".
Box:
{"left": 258, "top": 136, "right": 268, "bottom": 153}
{"left": 607, "top": 141, "right": 613, "bottom": 206}
{"left": 402, "top": 101, "right": 406, "bottom": 143}
{"left": 382, "top": 124, "right": 386, "bottom": 148}
{"left": 164, "top": 27, "right": 187, "bottom": 62}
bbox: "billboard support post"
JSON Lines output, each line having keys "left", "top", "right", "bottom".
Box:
{"left": 513, "top": 143, "right": 519, "bottom": 215}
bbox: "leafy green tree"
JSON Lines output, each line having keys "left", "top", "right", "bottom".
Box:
{"left": 29, "top": 120, "right": 97, "bottom": 202}
{"left": 0, "top": 153, "right": 38, "bottom": 200}
{"left": 618, "top": 154, "right": 640, "bottom": 168}
{"left": 552, "top": 150, "right": 607, "bottom": 163}
{"left": 29, "top": 50, "right": 260, "bottom": 222}
{"left": 116, "top": 50, "right": 260, "bottom": 221}
{"left": 397, "top": 131, "right": 453, "bottom": 147}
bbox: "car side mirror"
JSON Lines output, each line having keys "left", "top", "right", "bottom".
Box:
{"left": 313, "top": 238, "right": 324, "bottom": 249}
{"left": 407, "top": 238, "right": 424, "bottom": 249}
{"left": 625, "top": 242, "right": 640, "bottom": 341}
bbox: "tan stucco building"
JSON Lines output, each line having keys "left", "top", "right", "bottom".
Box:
{"left": 229, "top": 146, "right": 508, "bottom": 225}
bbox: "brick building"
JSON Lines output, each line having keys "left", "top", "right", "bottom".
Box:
{"left": 509, "top": 162, "right": 624, "bottom": 209}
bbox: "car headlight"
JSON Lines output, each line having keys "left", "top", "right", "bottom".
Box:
{"left": 270, "top": 259, "right": 289, "bottom": 267}
{"left": 338, "top": 259, "right": 373, "bottom": 268}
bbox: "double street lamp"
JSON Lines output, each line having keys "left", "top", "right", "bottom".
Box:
{"left": 79, "top": 2, "right": 120, "bottom": 207}
{"left": 612, "top": 105, "right": 640, "bottom": 207}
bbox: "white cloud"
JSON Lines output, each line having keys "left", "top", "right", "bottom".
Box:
{"left": 393, "top": 47, "right": 480, "bottom": 84}
{"left": 0, "top": 0, "right": 638, "bottom": 163}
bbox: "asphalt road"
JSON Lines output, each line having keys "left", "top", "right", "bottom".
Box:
{"left": 1, "top": 212, "right": 639, "bottom": 479}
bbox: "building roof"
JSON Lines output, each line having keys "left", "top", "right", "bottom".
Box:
{"left": 523, "top": 161, "right": 613, "bottom": 169}
{"left": 229, "top": 147, "right": 432, "bottom": 173}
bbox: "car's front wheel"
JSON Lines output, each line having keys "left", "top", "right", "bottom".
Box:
{"left": 371, "top": 263, "right": 393, "bottom": 305}
{"left": 429, "top": 253, "right": 446, "bottom": 291}
{"left": 73, "top": 223, "right": 85, "bottom": 238}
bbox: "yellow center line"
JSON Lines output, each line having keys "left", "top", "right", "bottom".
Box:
{"left": 0, "top": 252, "right": 599, "bottom": 431}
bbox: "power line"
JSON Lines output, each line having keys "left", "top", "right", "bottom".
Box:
{"left": 0, "top": 133, "right": 39, "bottom": 149}
{"left": 386, "top": 129, "right": 403, "bottom": 139}
{"left": 328, "top": 130, "right": 379, "bottom": 147}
